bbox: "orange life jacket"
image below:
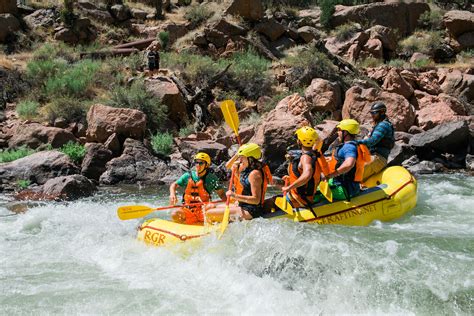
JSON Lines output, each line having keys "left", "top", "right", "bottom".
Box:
{"left": 181, "top": 172, "right": 212, "bottom": 224}
{"left": 328, "top": 142, "right": 371, "bottom": 182}
{"left": 287, "top": 150, "right": 329, "bottom": 207}
{"left": 233, "top": 164, "right": 272, "bottom": 205}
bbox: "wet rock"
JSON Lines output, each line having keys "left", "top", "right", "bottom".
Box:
{"left": 42, "top": 174, "right": 96, "bottom": 200}
{"left": 409, "top": 120, "right": 470, "bottom": 156}
{"left": 0, "top": 151, "right": 79, "bottom": 190}
{"left": 99, "top": 138, "right": 185, "bottom": 185}
{"left": 466, "top": 154, "right": 474, "bottom": 171}
{"left": 8, "top": 123, "right": 77, "bottom": 150}
{"left": 81, "top": 143, "right": 113, "bottom": 180}
{"left": 406, "top": 160, "right": 442, "bottom": 175}
{"left": 86, "top": 104, "right": 146, "bottom": 143}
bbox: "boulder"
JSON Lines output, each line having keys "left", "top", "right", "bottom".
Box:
{"left": 368, "top": 25, "right": 398, "bottom": 52}
{"left": 81, "top": 143, "right": 113, "bottom": 180}
{"left": 24, "top": 9, "right": 58, "bottom": 29}
{"left": 342, "top": 86, "right": 415, "bottom": 132}
{"left": 212, "top": 18, "right": 247, "bottom": 36}
{"left": 0, "top": 151, "right": 79, "bottom": 190}
{"left": 457, "top": 31, "right": 474, "bottom": 49}
{"left": 251, "top": 94, "right": 312, "bottom": 171}
{"left": 297, "top": 26, "right": 319, "bottom": 43}
{"left": 76, "top": 1, "right": 114, "bottom": 24}
{"left": 443, "top": 10, "right": 474, "bottom": 38}
{"left": 86, "top": 104, "right": 147, "bottom": 143}
{"left": 314, "top": 120, "right": 339, "bottom": 152}
{"left": 255, "top": 18, "right": 286, "bottom": 41}
{"left": 42, "top": 175, "right": 96, "bottom": 200}
{"left": 332, "top": 2, "right": 429, "bottom": 36}
{"left": 413, "top": 91, "right": 468, "bottom": 130}
{"left": 104, "top": 133, "right": 121, "bottom": 156}
{"left": 406, "top": 160, "right": 442, "bottom": 175}
{"left": 131, "top": 8, "right": 147, "bottom": 21}
{"left": 99, "top": 138, "right": 185, "bottom": 185}
{"left": 387, "top": 141, "right": 415, "bottom": 167}
{"left": 304, "top": 79, "right": 342, "bottom": 113}
{"left": 0, "top": 14, "right": 21, "bottom": 43}
{"left": 176, "top": 140, "right": 228, "bottom": 165}
{"left": 225, "top": 0, "right": 263, "bottom": 22}
{"left": 8, "top": 123, "right": 77, "bottom": 149}
{"left": 466, "top": 154, "right": 474, "bottom": 171}
{"left": 382, "top": 68, "right": 414, "bottom": 99}
{"left": 144, "top": 76, "right": 188, "bottom": 125}
{"left": 110, "top": 4, "right": 131, "bottom": 22}
{"left": 409, "top": 120, "right": 470, "bottom": 155}
{"left": 0, "top": 0, "right": 17, "bottom": 14}
{"left": 416, "top": 70, "right": 441, "bottom": 95}
{"left": 438, "top": 69, "right": 474, "bottom": 111}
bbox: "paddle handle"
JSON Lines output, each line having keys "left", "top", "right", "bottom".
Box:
{"left": 155, "top": 200, "right": 222, "bottom": 212}
{"left": 226, "top": 169, "right": 236, "bottom": 206}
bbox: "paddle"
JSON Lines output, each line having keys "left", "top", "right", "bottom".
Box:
{"left": 117, "top": 201, "right": 219, "bottom": 220}
{"left": 275, "top": 178, "right": 294, "bottom": 215}
{"left": 319, "top": 180, "right": 333, "bottom": 202}
{"left": 219, "top": 168, "right": 236, "bottom": 239}
{"left": 219, "top": 99, "right": 240, "bottom": 238}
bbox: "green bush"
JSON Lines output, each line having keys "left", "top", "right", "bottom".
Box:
{"left": 357, "top": 57, "right": 383, "bottom": 68}
{"left": 59, "top": 141, "right": 86, "bottom": 163}
{"left": 32, "top": 42, "right": 76, "bottom": 63}
{"left": 413, "top": 57, "right": 433, "bottom": 68}
{"left": 16, "top": 100, "right": 40, "bottom": 120}
{"left": 418, "top": 9, "right": 444, "bottom": 31}
{"left": 0, "top": 146, "right": 35, "bottom": 163}
{"left": 43, "top": 97, "right": 88, "bottom": 123}
{"left": 43, "top": 59, "right": 100, "bottom": 99}
{"left": 179, "top": 124, "right": 195, "bottom": 137}
{"left": 387, "top": 59, "right": 406, "bottom": 68}
{"left": 320, "top": 0, "right": 336, "bottom": 29}
{"left": 17, "top": 179, "right": 31, "bottom": 190}
{"left": 159, "top": 31, "right": 170, "bottom": 50}
{"left": 26, "top": 59, "right": 68, "bottom": 86}
{"left": 107, "top": 79, "right": 167, "bottom": 130}
{"left": 184, "top": 4, "right": 213, "bottom": 25}
{"left": 399, "top": 31, "right": 444, "bottom": 56}
{"left": 332, "top": 22, "right": 360, "bottom": 42}
{"left": 151, "top": 132, "right": 173, "bottom": 156}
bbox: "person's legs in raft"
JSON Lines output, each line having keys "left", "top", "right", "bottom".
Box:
{"left": 171, "top": 209, "right": 186, "bottom": 223}
{"left": 362, "top": 153, "right": 387, "bottom": 182}
{"left": 205, "top": 205, "right": 253, "bottom": 222}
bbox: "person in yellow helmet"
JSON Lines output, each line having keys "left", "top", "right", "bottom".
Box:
{"left": 169, "top": 152, "right": 226, "bottom": 224}
{"left": 321, "top": 119, "right": 365, "bottom": 201}
{"left": 205, "top": 143, "right": 272, "bottom": 222}
{"left": 281, "top": 126, "right": 329, "bottom": 210}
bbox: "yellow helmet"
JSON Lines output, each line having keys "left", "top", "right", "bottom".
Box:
{"left": 295, "top": 126, "right": 319, "bottom": 147}
{"left": 237, "top": 143, "right": 262, "bottom": 159}
{"left": 337, "top": 119, "right": 360, "bottom": 135}
{"left": 194, "top": 152, "right": 211, "bottom": 165}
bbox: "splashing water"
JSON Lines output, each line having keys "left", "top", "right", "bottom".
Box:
{"left": 1, "top": 175, "right": 473, "bottom": 314}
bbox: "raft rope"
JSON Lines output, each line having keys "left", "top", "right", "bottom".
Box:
{"left": 302, "top": 176, "right": 416, "bottom": 223}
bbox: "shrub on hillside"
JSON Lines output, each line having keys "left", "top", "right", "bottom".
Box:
{"left": 151, "top": 132, "right": 173, "bottom": 156}
{"left": 107, "top": 80, "right": 167, "bottom": 131}
{"left": 59, "top": 141, "right": 86, "bottom": 163}
{"left": 161, "top": 52, "right": 220, "bottom": 87}
{"left": 184, "top": 4, "right": 213, "bottom": 26}
{"left": 159, "top": 31, "right": 170, "bottom": 51}
{"left": 16, "top": 100, "right": 40, "bottom": 120}
{"left": 332, "top": 22, "right": 361, "bottom": 42}
{"left": 42, "top": 97, "right": 88, "bottom": 123}
{"left": 399, "top": 31, "right": 444, "bottom": 56}
{"left": 418, "top": 9, "right": 444, "bottom": 31}
{"left": 0, "top": 146, "right": 35, "bottom": 163}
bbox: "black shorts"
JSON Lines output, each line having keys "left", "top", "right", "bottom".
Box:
{"left": 240, "top": 204, "right": 264, "bottom": 218}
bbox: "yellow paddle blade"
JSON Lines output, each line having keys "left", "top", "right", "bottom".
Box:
{"left": 220, "top": 100, "right": 239, "bottom": 136}
{"left": 218, "top": 205, "right": 230, "bottom": 239}
{"left": 319, "top": 180, "right": 333, "bottom": 203}
{"left": 275, "top": 197, "right": 293, "bottom": 215}
{"left": 117, "top": 205, "right": 154, "bottom": 220}
{"left": 225, "top": 153, "right": 239, "bottom": 170}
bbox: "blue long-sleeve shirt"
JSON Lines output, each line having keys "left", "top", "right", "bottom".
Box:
{"left": 357, "top": 120, "right": 394, "bottom": 159}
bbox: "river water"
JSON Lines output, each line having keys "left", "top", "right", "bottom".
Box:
{"left": 1, "top": 174, "right": 473, "bottom": 315}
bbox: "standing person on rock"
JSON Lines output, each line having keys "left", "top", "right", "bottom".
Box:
{"left": 357, "top": 102, "right": 395, "bottom": 181}
{"left": 169, "top": 152, "right": 226, "bottom": 224}
{"left": 282, "top": 127, "right": 329, "bottom": 209}
{"left": 205, "top": 143, "right": 272, "bottom": 222}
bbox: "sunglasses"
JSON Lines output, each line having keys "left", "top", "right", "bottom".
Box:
{"left": 194, "top": 161, "right": 206, "bottom": 166}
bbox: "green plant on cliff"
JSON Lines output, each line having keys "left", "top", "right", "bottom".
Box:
{"left": 107, "top": 79, "right": 167, "bottom": 131}
{"left": 151, "top": 132, "right": 173, "bottom": 156}
{"left": 158, "top": 31, "right": 170, "bottom": 51}
{"left": 0, "top": 146, "right": 35, "bottom": 163}
{"left": 332, "top": 22, "right": 360, "bottom": 42}
{"left": 59, "top": 141, "right": 86, "bottom": 163}
{"left": 418, "top": 9, "right": 444, "bottom": 31}
{"left": 17, "top": 179, "right": 31, "bottom": 190}
{"left": 42, "top": 96, "right": 88, "bottom": 124}
{"left": 16, "top": 100, "right": 40, "bottom": 120}
{"left": 399, "top": 30, "right": 444, "bottom": 56}
{"left": 160, "top": 52, "right": 219, "bottom": 87}
{"left": 61, "top": 0, "right": 77, "bottom": 27}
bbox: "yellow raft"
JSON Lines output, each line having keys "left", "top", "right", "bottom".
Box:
{"left": 137, "top": 166, "right": 417, "bottom": 247}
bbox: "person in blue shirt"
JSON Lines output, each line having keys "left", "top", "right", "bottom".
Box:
{"left": 357, "top": 102, "right": 395, "bottom": 181}
{"left": 324, "top": 119, "right": 362, "bottom": 201}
